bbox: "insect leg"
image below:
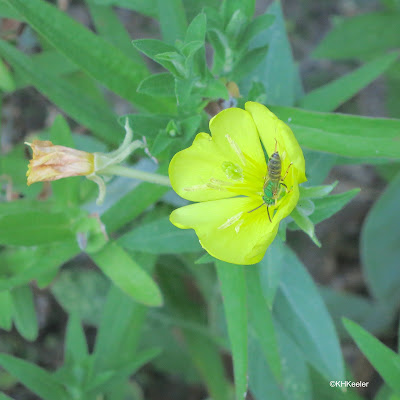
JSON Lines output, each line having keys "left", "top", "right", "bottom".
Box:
{"left": 279, "top": 181, "right": 293, "bottom": 195}
{"left": 281, "top": 162, "right": 293, "bottom": 182}
{"left": 267, "top": 204, "right": 272, "bottom": 222}
{"left": 248, "top": 202, "right": 265, "bottom": 213}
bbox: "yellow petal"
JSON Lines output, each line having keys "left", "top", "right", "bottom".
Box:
{"left": 245, "top": 101, "right": 307, "bottom": 184}
{"left": 169, "top": 132, "right": 237, "bottom": 202}
{"left": 169, "top": 130, "right": 265, "bottom": 202}
{"left": 209, "top": 107, "right": 266, "bottom": 172}
{"left": 170, "top": 196, "right": 280, "bottom": 265}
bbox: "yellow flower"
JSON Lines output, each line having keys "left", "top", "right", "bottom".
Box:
{"left": 169, "top": 101, "right": 306, "bottom": 265}
{"left": 26, "top": 140, "right": 94, "bottom": 185}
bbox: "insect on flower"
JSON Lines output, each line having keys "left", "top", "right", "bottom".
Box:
{"left": 249, "top": 139, "right": 293, "bottom": 222}
{"left": 169, "top": 101, "right": 306, "bottom": 265}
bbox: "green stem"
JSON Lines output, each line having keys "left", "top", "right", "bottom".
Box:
{"left": 101, "top": 164, "right": 171, "bottom": 187}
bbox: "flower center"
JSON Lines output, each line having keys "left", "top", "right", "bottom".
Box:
{"left": 221, "top": 161, "right": 244, "bottom": 181}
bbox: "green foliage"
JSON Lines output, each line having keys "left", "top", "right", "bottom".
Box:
{"left": 344, "top": 319, "right": 400, "bottom": 394}
{"left": 361, "top": 171, "right": 400, "bottom": 307}
{"left": 216, "top": 262, "right": 248, "bottom": 400}
{"left": 300, "top": 52, "right": 399, "bottom": 112}
{"left": 1, "top": 0, "right": 400, "bottom": 399}
{"left": 313, "top": 13, "right": 400, "bottom": 60}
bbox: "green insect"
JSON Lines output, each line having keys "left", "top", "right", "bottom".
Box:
{"left": 249, "top": 140, "right": 292, "bottom": 222}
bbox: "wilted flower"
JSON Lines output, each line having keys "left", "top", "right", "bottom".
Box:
{"left": 25, "top": 119, "right": 152, "bottom": 204}
{"left": 26, "top": 140, "right": 94, "bottom": 185}
{"left": 169, "top": 101, "right": 306, "bottom": 265}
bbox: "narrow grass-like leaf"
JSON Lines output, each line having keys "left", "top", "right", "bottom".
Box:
{"left": 6, "top": 0, "right": 173, "bottom": 112}
{"left": 270, "top": 105, "right": 400, "bottom": 159}
{"left": 87, "top": 348, "right": 161, "bottom": 393}
{"left": 14, "top": 51, "right": 78, "bottom": 90}
{"left": 343, "top": 318, "right": 400, "bottom": 394}
{"left": 274, "top": 243, "right": 344, "bottom": 381}
{"left": 0, "top": 40, "right": 121, "bottom": 144}
{"left": 64, "top": 314, "right": 88, "bottom": 365}
{"left": 246, "top": 267, "right": 282, "bottom": 382}
{"left": 310, "top": 189, "right": 360, "bottom": 225}
{"left": 313, "top": 12, "right": 400, "bottom": 60}
{"left": 300, "top": 52, "right": 399, "bottom": 111}
{"left": 0, "top": 354, "right": 69, "bottom": 400}
{"left": 0, "top": 291, "right": 13, "bottom": 331}
{"left": 90, "top": 242, "right": 163, "bottom": 306}
{"left": 216, "top": 261, "right": 248, "bottom": 400}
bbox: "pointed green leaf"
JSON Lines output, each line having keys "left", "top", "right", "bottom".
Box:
{"left": 300, "top": 52, "right": 399, "bottom": 111}
{"left": 343, "top": 318, "right": 400, "bottom": 394}
{"left": 64, "top": 314, "right": 88, "bottom": 365}
{"left": 239, "top": 13, "right": 275, "bottom": 49}
{"left": 313, "top": 12, "right": 400, "bottom": 60}
{"left": 291, "top": 207, "right": 321, "bottom": 247}
{"left": 11, "top": 286, "right": 38, "bottom": 341}
{"left": 310, "top": 189, "right": 360, "bottom": 225}
{"left": 361, "top": 171, "right": 400, "bottom": 305}
{"left": 299, "top": 182, "right": 338, "bottom": 199}
{"left": 230, "top": 45, "right": 269, "bottom": 82}
{"left": 216, "top": 261, "right": 248, "bottom": 400}
{"left": 270, "top": 105, "right": 400, "bottom": 159}
{"left": 90, "top": 242, "right": 163, "bottom": 306}
{"left": 246, "top": 267, "right": 282, "bottom": 382}
{"left": 185, "top": 13, "right": 207, "bottom": 43}
{"left": 137, "top": 73, "right": 175, "bottom": 97}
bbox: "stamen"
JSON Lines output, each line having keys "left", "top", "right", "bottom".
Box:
{"left": 183, "top": 184, "right": 211, "bottom": 192}
{"left": 218, "top": 211, "right": 243, "bottom": 230}
{"left": 225, "top": 134, "right": 246, "bottom": 166}
{"left": 235, "top": 220, "right": 244, "bottom": 233}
